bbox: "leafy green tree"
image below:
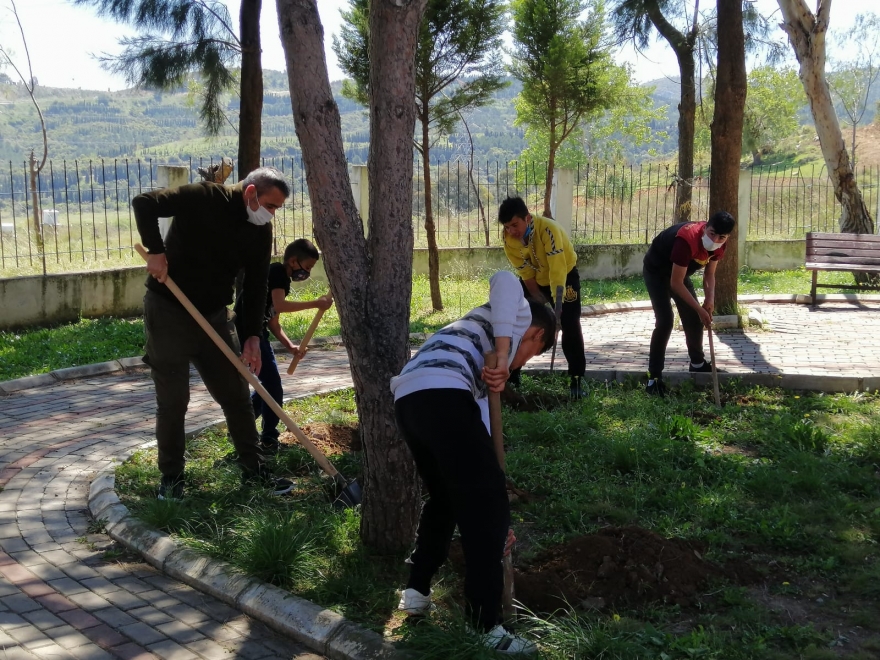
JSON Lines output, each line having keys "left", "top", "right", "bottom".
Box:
{"left": 828, "top": 12, "right": 880, "bottom": 168}
{"left": 334, "top": 0, "right": 507, "bottom": 311}
{"left": 509, "top": 0, "right": 613, "bottom": 217}
{"left": 72, "top": 0, "right": 263, "bottom": 179}
{"left": 741, "top": 66, "right": 803, "bottom": 166}
{"left": 519, "top": 63, "right": 668, "bottom": 166}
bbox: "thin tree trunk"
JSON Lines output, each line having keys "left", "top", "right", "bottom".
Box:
{"left": 676, "top": 50, "right": 696, "bottom": 222}
{"left": 643, "top": 0, "right": 697, "bottom": 224}
{"left": 710, "top": 0, "right": 746, "bottom": 315}
{"left": 277, "top": 0, "right": 423, "bottom": 552}
{"left": 238, "top": 0, "right": 264, "bottom": 179}
{"left": 777, "top": 0, "right": 875, "bottom": 236}
{"left": 29, "top": 152, "right": 46, "bottom": 275}
{"left": 543, "top": 126, "right": 557, "bottom": 217}
{"left": 422, "top": 118, "right": 443, "bottom": 311}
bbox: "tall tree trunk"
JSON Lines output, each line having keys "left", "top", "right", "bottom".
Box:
{"left": 277, "top": 0, "right": 424, "bottom": 552}
{"left": 675, "top": 49, "right": 696, "bottom": 222}
{"left": 421, "top": 118, "right": 443, "bottom": 311}
{"left": 643, "top": 0, "right": 697, "bottom": 223}
{"left": 777, "top": 0, "right": 875, "bottom": 237}
{"left": 238, "top": 0, "right": 264, "bottom": 179}
{"left": 543, "top": 126, "right": 557, "bottom": 217}
{"left": 710, "top": 0, "right": 746, "bottom": 315}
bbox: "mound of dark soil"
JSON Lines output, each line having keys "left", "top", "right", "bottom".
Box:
{"left": 281, "top": 423, "right": 361, "bottom": 454}
{"left": 514, "top": 526, "right": 724, "bottom": 612}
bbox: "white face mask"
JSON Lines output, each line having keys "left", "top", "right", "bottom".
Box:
{"left": 702, "top": 233, "right": 724, "bottom": 251}
{"left": 245, "top": 196, "right": 273, "bottom": 226}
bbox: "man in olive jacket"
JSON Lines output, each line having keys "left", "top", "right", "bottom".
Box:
{"left": 133, "top": 166, "right": 293, "bottom": 500}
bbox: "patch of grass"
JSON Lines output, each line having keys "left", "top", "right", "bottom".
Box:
{"left": 115, "top": 383, "right": 880, "bottom": 657}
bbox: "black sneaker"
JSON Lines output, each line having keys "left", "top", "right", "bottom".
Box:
{"left": 243, "top": 467, "right": 295, "bottom": 496}
{"left": 157, "top": 474, "right": 184, "bottom": 501}
{"left": 689, "top": 362, "right": 724, "bottom": 373}
{"left": 646, "top": 378, "right": 667, "bottom": 397}
{"left": 259, "top": 441, "right": 281, "bottom": 456}
{"left": 569, "top": 376, "right": 586, "bottom": 400}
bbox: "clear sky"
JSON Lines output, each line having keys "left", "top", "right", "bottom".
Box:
{"left": 0, "top": 0, "right": 864, "bottom": 92}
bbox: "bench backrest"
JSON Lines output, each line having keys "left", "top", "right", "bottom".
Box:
{"left": 806, "top": 232, "right": 880, "bottom": 268}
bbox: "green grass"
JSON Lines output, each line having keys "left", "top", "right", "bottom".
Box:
{"left": 0, "top": 268, "right": 864, "bottom": 381}
{"left": 115, "top": 381, "right": 880, "bottom": 658}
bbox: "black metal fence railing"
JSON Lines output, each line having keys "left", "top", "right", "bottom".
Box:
{"left": 1, "top": 158, "right": 878, "bottom": 275}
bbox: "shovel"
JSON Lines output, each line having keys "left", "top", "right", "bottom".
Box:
{"left": 135, "top": 244, "right": 361, "bottom": 507}
{"left": 484, "top": 350, "right": 516, "bottom": 623}
{"left": 707, "top": 322, "right": 721, "bottom": 407}
{"left": 549, "top": 285, "right": 563, "bottom": 373}
{"left": 287, "top": 294, "right": 333, "bottom": 375}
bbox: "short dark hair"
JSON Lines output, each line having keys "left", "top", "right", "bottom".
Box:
{"left": 283, "top": 238, "right": 319, "bottom": 262}
{"left": 242, "top": 166, "right": 291, "bottom": 198}
{"left": 707, "top": 210, "right": 735, "bottom": 235}
{"left": 528, "top": 299, "right": 558, "bottom": 354}
{"left": 498, "top": 196, "right": 530, "bottom": 225}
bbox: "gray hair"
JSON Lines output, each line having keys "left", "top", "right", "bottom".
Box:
{"left": 241, "top": 166, "right": 291, "bottom": 198}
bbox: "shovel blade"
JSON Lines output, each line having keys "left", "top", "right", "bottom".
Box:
{"left": 333, "top": 478, "right": 362, "bottom": 508}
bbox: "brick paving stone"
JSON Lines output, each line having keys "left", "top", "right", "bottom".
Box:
{"left": 91, "top": 608, "right": 137, "bottom": 629}
{"left": 153, "top": 621, "right": 204, "bottom": 645}
{"left": 21, "top": 610, "right": 65, "bottom": 630}
{"left": 145, "top": 639, "right": 198, "bottom": 660}
{"left": 46, "top": 580, "right": 88, "bottom": 597}
{"left": 43, "top": 625, "right": 93, "bottom": 650}
{"left": 66, "top": 593, "right": 112, "bottom": 612}
{"left": 7, "top": 624, "right": 55, "bottom": 649}
{"left": 158, "top": 604, "right": 208, "bottom": 626}
{"left": 69, "top": 643, "right": 115, "bottom": 660}
{"left": 183, "top": 638, "right": 228, "bottom": 659}
{"left": 105, "top": 642, "right": 158, "bottom": 660}
{"left": 56, "top": 609, "right": 101, "bottom": 631}
{"left": 114, "top": 622, "right": 166, "bottom": 646}
{"left": 98, "top": 590, "right": 147, "bottom": 612}
{"left": 127, "top": 607, "right": 174, "bottom": 627}
{"left": 1, "top": 594, "right": 42, "bottom": 614}
{"left": 31, "top": 643, "right": 73, "bottom": 659}
{"left": 80, "top": 623, "right": 130, "bottom": 649}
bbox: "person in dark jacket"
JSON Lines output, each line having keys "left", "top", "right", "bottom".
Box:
{"left": 132, "top": 166, "right": 294, "bottom": 500}
{"left": 642, "top": 211, "right": 736, "bottom": 396}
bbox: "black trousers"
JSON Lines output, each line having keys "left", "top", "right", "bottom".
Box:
{"left": 535, "top": 267, "right": 586, "bottom": 378}
{"left": 395, "top": 389, "right": 509, "bottom": 631}
{"left": 143, "top": 290, "right": 264, "bottom": 478}
{"left": 643, "top": 266, "right": 706, "bottom": 378}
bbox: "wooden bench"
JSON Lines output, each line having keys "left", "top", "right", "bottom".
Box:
{"left": 806, "top": 232, "right": 880, "bottom": 304}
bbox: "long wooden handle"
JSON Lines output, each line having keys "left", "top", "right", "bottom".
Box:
{"left": 550, "top": 285, "right": 563, "bottom": 372}
{"left": 483, "top": 351, "right": 505, "bottom": 473}
{"left": 287, "top": 296, "right": 332, "bottom": 375}
{"left": 135, "top": 244, "right": 342, "bottom": 480}
{"left": 484, "top": 349, "right": 516, "bottom": 622}
{"left": 707, "top": 324, "right": 721, "bottom": 407}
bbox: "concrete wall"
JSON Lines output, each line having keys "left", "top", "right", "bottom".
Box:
{"left": 0, "top": 240, "right": 808, "bottom": 330}
{"left": 0, "top": 268, "right": 145, "bottom": 331}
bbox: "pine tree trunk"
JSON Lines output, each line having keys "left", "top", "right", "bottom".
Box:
{"left": 277, "top": 0, "right": 423, "bottom": 553}
{"left": 675, "top": 50, "right": 696, "bottom": 223}
{"left": 710, "top": 0, "right": 746, "bottom": 316}
{"left": 643, "top": 0, "right": 696, "bottom": 224}
{"left": 777, "top": 0, "right": 875, "bottom": 237}
{"left": 422, "top": 119, "right": 443, "bottom": 311}
{"left": 543, "top": 128, "right": 557, "bottom": 217}
{"left": 238, "top": 0, "right": 264, "bottom": 179}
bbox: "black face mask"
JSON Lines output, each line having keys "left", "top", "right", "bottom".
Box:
{"left": 290, "top": 268, "right": 310, "bottom": 282}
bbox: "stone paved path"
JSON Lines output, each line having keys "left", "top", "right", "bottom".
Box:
{"left": 1, "top": 301, "right": 880, "bottom": 659}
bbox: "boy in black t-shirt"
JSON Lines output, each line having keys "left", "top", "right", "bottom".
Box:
{"left": 642, "top": 211, "right": 735, "bottom": 396}
{"left": 235, "top": 239, "right": 332, "bottom": 452}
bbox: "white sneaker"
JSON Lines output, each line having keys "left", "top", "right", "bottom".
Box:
{"left": 397, "top": 588, "right": 435, "bottom": 616}
{"left": 482, "top": 625, "right": 537, "bottom": 655}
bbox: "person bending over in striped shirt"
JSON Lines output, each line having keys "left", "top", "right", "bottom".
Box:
{"left": 390, "top": 270, "right": 555, "bottom": 655}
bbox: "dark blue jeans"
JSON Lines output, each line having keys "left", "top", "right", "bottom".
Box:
{"left": 252, "top": 333, "right": 283, "bottom": 445}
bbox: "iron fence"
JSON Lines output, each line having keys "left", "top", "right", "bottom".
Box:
{"left": 1, "top": 157, "right": 878, "bottom": 275}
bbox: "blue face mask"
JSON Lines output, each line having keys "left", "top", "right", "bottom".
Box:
{"left": 523, "top": 223, "right": 533, "bottom": 242}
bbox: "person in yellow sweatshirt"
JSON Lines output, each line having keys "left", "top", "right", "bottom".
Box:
{"left": 499, "top": 196, "right": 586, "bottom": 399}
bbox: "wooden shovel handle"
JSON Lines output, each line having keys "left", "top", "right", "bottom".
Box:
{"left": 134, "top": 244, "right": 342, "bottom": 480}
{"left": 287, "top": 295, "right": 332, "bottom": 375}
{"left": 707, "top": 324, "right": 721, "bottom": 407}
{"left": 483, "top": 351, "right": 505, "bottom": 473}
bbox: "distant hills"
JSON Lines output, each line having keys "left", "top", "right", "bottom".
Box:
{"left": 0, "top": 71, "right": 677, "bottom": 166}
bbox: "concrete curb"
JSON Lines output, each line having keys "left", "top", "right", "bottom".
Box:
{"left": 4, "top": 293, "right": 880, "bottom": 395}
{"left": 86, "top": 388, "right": 410, "bottom": 660}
